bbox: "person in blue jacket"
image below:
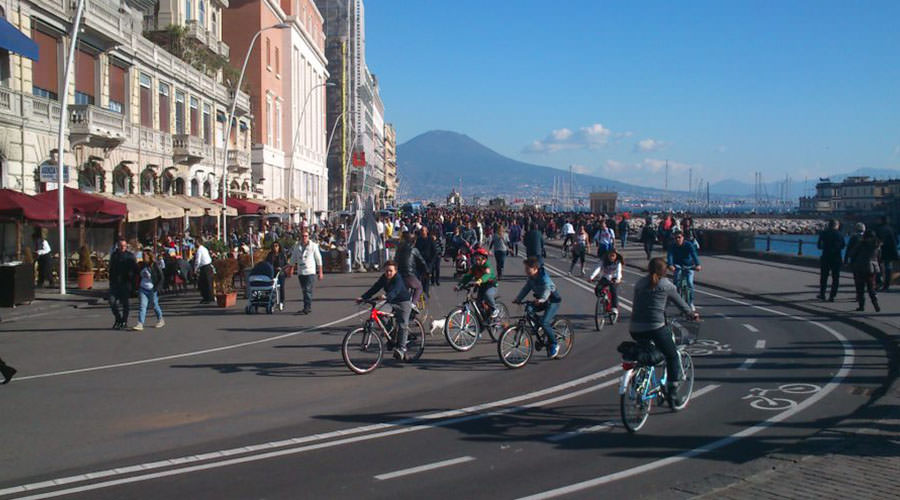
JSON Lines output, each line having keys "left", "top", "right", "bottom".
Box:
{"left": 513, "top": 257, "right": 563, "bottom": 359}
{"left": 666, "top": 230, "right": 702, "bottom": 308}
{"left": 357, "top": 261, "right": 413, "bottom": 361}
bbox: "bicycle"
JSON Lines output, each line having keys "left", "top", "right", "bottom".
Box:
{"left": 591, "top": 280, "right": 618, "bottom": 330}
{"left": 341, "top": 299, "right": 426, "bottom": 374}
{"left": 671, "top": 264, "right": 697, "bottom": 307}
{"left": 497, "top": 301, "right": 574, "bottom": 369}
{"left": 444, "top": 283, "right": 509, "bottom": 351}
{"left": 618, "top": 318, "right": 699, "bottom": 432}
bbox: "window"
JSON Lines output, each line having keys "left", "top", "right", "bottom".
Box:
{"left": 158, "top": 82, "right": 170, "bottom": 132}
{"left": 203, "top": 104, "right": 211, "bottom": 145}
{"left": 112, "top": 164, "right": 132, "bottom": 195}
{"left": 175, "top": 90, "right": 185, "bottom": 134}
{"left": 274, "top": 47, "right": 280, "bottom": 76}
{"left": 75, "top": 49, "right": 95, "bottom": 105}
{"left": 32, "top": 29, "right": 59, "bottom": 100}
{"left": 203, "top": 180, "right": 211, "bottom": 198}
{"left": 190, "top": 178, "right": 199, "bottom": 197}
{"left": 199, "top": 1, "right": 205, "bottom": 26}
{"left": 185, "top": 0, "right": 192, "bottom": 21}
{"left": 266, "top": 38, "right": 271, "bottom": 69}
{"left": 211, "top": 12, "right": 217, "bottom": 38}
{"left": 139, "top": 74, "right": 152, "bottom": 127}
{"left": 140, "top": 168, "right": 155, "bottom": 194}
{"left": 108, "top": 62, "right": 126, "bottom": 114}
{"left": 275, "top": 100, "right": 282, "bottom": 149}
{"left": 266, "top": 96, "right": 272, "bottom": 146}
{"left": 190, "top": 97, "right": 199, "bottom": 136}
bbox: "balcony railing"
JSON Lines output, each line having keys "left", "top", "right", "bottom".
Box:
{"left": 217, "top": 40, "right": 230, "bottom": 59}
{"left": 69, "top": 104, "right": 127, "bottom": 149}
{"left": 172, "top": 134, "right": 206, "bottom": 164}
{"left": 227, "top": 149, "right": 250, "bottom": 172}
{"left": 185, "top": 20, "right": 208, "bottom": 46}
{"left": 139, "top": 127, "right": 174, "bottom": 156}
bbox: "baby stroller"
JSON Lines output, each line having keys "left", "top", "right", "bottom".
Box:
{"left": 245, "top": 261, "right": 282, "bottom": 314}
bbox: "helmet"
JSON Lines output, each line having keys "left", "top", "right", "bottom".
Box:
{"left": 474, "top": 247, "right": 489, "bottom": 258}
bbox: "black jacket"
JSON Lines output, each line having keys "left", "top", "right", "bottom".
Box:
{"left": 109, "top": 250, "right": 138, "bottom": 290}
{"left": 415, "top": 237, "right": 438, "bottom": 265}
{"left": 524, "top": 229, "right": 544, "bottom": 257}
{"left": 362, "top": 274, "right": 411, "bottom": 304}
{"left": 395, "top": 243, "right": 428, "bottom": 277}
{"left": 875, "top": 224, "right": 898, "bottom": 261}
{"left": 266, "top": 250, "right": 287, "bottom": 273}
{"left": 817, "top": 228, "right": 845, "bottom": 264}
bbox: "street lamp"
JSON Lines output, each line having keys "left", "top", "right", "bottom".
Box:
{"left": 286, "top": 81, "right": 336, "bottom": 227}
{"left": 219, "top": 17, "right": 294, "bottom": 242}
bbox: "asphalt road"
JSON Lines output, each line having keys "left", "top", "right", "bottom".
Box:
{"left": 0, "top": 248, "right": 888, "bottom": 499}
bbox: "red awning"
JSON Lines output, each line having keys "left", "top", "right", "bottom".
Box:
{"left": 34, "top": 187, "right": 127, "bottom": 223}
{"left": 0, "top": 189, "right": 74, "bottom": 224}
{"left": 214, "top": 197, "right": 264, "bottom": 215}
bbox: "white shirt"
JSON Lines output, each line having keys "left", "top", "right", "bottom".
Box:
{"left": 289, "top": 240, "right": 323, "bottom": 276}
{"left": 562, "top": 223, "right": 575, "bottom": 235}
{"left": 194, "top": 244, "right": 212, "bottom": 270}
{"left": 376, "top": 221, "right": 385, "bottom": 238}
{"left": 36, "top": 239, "right": 51, "bottom": 256}
{"left": 590, "top": 261, "right": 623, "bottom": 282}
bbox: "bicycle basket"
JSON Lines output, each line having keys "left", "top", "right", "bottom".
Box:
{"left": 670, "top": 319, "right": 701, "bottom": 346}
{"left": 617, "top": 341, "right": 665, "bottom": 366}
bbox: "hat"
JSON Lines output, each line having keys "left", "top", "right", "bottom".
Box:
{"left": 855, "top": 222, "right": 866, "bottom": 232}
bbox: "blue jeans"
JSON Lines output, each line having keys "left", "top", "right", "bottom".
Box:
{"left": 673, "top": 267, "right": 695, "bottom": 306}
{"left": 541, "top": 301, "right": 561, "bottom": 347}
{"left": 478, "top": 285, "right": 497, "bottom": 313}
{"left": 138, "top": 288, "right": 163, "bottom": 324}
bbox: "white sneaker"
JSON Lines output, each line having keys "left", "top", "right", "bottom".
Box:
{"left": 155, "top": 319, "right": 165, "bottom": 328}
{"left": 132, "top": 323, "right": 144, "bottom": 331}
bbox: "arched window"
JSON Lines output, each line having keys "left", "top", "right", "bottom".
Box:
{"left": 78, "top": 162, "right": 105, "bottom": 193}
{"left": 202, "top": 180, "right": 211, "bottom": 198}
{"left": 241, "top": 181, "right": 250, "bottom": 192}
{"left": 230, "top": 179, "right": 240, "bottom": 191}
{"left": 190, "top": 178, "right": 199, "bottom": 197}
{"left": 112, "top": 164, "right": 133, "bottom": 195}
{"left": 162, "top": 169, "right": 175, "bottom": 195}
{"left": 174, "top": 177, "right": 185, "bottom": 195}
{"left": 140, "top": 168, "right": 156, "bottom": 195}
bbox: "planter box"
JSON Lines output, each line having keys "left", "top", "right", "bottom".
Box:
{"left": 77, "top": 271, "right": 94, "bottom": 290}
{"left": 216, "top": 291, "right": 237, "bottom": 307}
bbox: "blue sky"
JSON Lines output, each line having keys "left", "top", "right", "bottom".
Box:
{"left": 365, "top": 0, "right": 900, "bottom": 190}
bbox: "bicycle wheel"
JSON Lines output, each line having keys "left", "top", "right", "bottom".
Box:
{"left": 487, "top": 301, "right": 510, "bottom": 342}
{"left": 498, "top": 325, "right": 533, "bottom": 369}
{"left": 621, "top": 368, "right": 652, "bottom": 433}
{"left": 405, "top": 318, "right": 426, "bottom": 361}
{"left": 342, "top": 327, "right": 384, "bottom": 374}
{"left": 444, "top": 307, "right": 480, "bottom": 352}
{"left": 668, "top": 350, "right": 694, "bottom": 410}
{"left": 594, "top": 296, "right": 606, "bottom": 331}
{"left": 552, "top": 318, "right": 574, "bottom": 359}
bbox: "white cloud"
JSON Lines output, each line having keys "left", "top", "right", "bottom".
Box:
{"left": 634, "top": 138, "right": 666, "bottom": 153}
{"left": 571, "top": 164, "right": 593, "bottom": 175}
{"left": 524, "top": 123, "right": 613, "bottom": 153}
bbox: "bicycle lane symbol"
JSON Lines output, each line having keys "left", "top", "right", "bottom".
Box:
{"left": 742, "top": 383, "right": 823, "bottom": 411}
{"left": 685, "top": 339, "right": 732, "bottom": 357}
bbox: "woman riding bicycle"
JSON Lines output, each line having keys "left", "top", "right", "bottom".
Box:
{"left": 589, "top": 248, "right": 623, "bottom": 319}
{"left": 356, "top": 260, "right": 413, "bottom": 361}
{"left": 630, "top": 257, "right": 699, "bottom": 394}
{"left": 454, "top": 247, "right": 499, "bottom": 317}
{"left": 513, "top": 257, "right": 563, "bottom": 359}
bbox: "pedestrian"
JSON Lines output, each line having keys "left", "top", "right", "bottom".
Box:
{"left": 194, "top": 240, "right": 214, "bottom": 304}
{"left": 415, "top": 227, "right": 437, "bottom": 297}
{"left": 568, "top": 226, "right": 590, "bottom": 276}
{"left": 847, "top": 229, "right": 881, "bottom": 312}
{"left": 593, "top": 220, "right": 616, "bottom": 258}
{"left": 524, "top": 223, "right": 545, "bottom": 267}
{"left": 289, "top": 229, "right": 323, "bottom": 315}
{"left": 508, "top": 221, "right": 522, "bottom": 256}
{"left": 430, "top": 229, "right": 444, "bottom": 286}
{"left": 490, "top": 224, "right": 509, "bottom": 278}
{"left": 108, "top": 238, "right": 138, "bottom": 330}
{"left": 640, "top": 217, "right": 656, "bottom": 260}
{"left": 133, "top": 251, "right": 165, "bottom": 331}
{"left": 0, "top": 357, "right": 16, "bottom": 384}
{"left": 874, "top": 216, "right": 897, "bottom": 291}
{"left": 618, "top": 217, "right": 629, "bottom": 248}
{"left": 816, "top": 219, "right": 844, "bottom": 302}
{"left": 266, "top": 241, "right": 288, "bottom": 310}
{"left": 33, "top": 229, "right": 53, "bottom": 288}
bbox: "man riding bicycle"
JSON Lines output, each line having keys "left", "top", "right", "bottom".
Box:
{"left": 513, "top": 257, "right": 563, "bottom": 359}
{"left": 356, "top": 261, "right": 413, "bottom": 361}
{"left": 666, "top": 230, "right": 702, "bottom": 309}
{"left": 455, "top": 247, "right": 498, "bottom": 317}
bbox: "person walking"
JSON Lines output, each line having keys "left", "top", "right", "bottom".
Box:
{"left": 289, "top": 229, "right": 323, "bottom": 315}
{"left": 489, "top": 224, "right": 509, "bottom": 279}
{"left": 524, "top": 223, "right": 545, "bottom": 267}
{"left": 0, "top": 357, "right": 16, "bottom": 384}
{"left": 617, "top": 217, "right": 629, "bottom": 249}
{"left": 108, "top": 238, "right": 138, "bottom": 330}
{"left": 415, "top": 226, "right": 437, "bottom": 297}
{"left": 133, "top": 251, "right": 165, "bottom": 331}
{"left": 194, "top": 240, "right": 214, "bottom": 303}
{"left": 593, "top": 220, "right": 616, "bottom": 259}
{"left": 640, "top": 217, "right": 656, "bottom": 260}
{"left": 816, "top": 219, "right": 845, "bottom": 302}
{"left": 266, "top": 241, "right": 288, "bottom": 310}
{"left": 847, "top": 229, "right": 881, "bottom": 312}
{"left": 874, "top": 216, "right": 897, "bottom": 291}
{"left": 508, "top": 221, "right": 522, "bottom": 256}
{"left": 430, "top": 229, "right": 444, "bottom": 287}
{"left": 568, "top": 226, "right": 590, "bottom": 276}
{"left": 33, "top": 229, "right": 53, "bottom": 288}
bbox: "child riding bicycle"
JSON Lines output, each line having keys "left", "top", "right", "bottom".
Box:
{"left": 589, "top": 248, "right": 623, "bottom": 320}
{"left": 356, "top": 260, "right": 413, "bottom": 361}
{"left": 513, "top": 257, "right": 563, "bottom": 359}
{"left": 454, "top": 247, "right": 498, "bottom": 317}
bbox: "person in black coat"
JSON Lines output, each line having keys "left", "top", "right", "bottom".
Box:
{"left": 847, "top": 229, "right": 881, "bottom": 312}
{"left": 415, "top": 227, "right": 437, "bottom": 297}
{"left": 395, "top": 232, "right": 428, "bottom": 308}
{"left": 429, "top": 231, "right": 444, "bottom": 286}
{"left": 874, "top": 216, "right": 898, "bottom": 291}
{"left": 817, "top": 219, "right": 845, "bottom": 302}
{"left": 266, "top": 241, "right": 288, "bottom": 309}
{"left": 524, "top": 224, "right": 545, "bottom": 266}
{"left": 108, "top": 238, "right": 138, "bottom": 329}
{"left": 0, "top": 357, "right": 16, "bottom": 384}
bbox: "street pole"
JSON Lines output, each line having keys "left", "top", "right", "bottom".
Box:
{"left": 219, "top": 20, "right": 292, "bottom": 242}
{"left": 57, "top": 0, "right": 86, "bottom": 295}
{"left": 321, "top": 110, "right": 345, "bottom": 216}
{"left": 287, "top": 82, "right": 335, "bottom": 229}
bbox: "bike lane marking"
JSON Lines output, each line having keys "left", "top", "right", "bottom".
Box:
{"left": 516, "top": 290, "right": 855, "bottom": 500}
{"left": 0, "top": 366, "right": 624, "bottom": 499}
{"left": 374, "top": 456, "right": 476, "bottom": 480}
{"left": 756, "top": 339, "right": 767, "bottom": 349}
{"left": 737, "top": 358, "right": 758, "bottom": 370}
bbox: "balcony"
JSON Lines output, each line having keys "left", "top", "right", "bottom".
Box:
{"left": 69, "top": 104, "right": 127, "bottom": 149}
{"left": 185, "top": 20, "right": 208, "bottom": 46}
{"left": 217, "top": 40, "right": 230, "bottom": 59}
{"left": 172, "top": 134, "right": 205, "bottom": 164}
{"left": 139, "top": 127, "right": 173, "bottom": 156}
{"left": 227, "top": 149, "right": 250, "bottom": 173}
{"left": 0, "top": 87, "right": 22, "bottom": 123}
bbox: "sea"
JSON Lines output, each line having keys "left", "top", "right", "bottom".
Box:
{"left": 753, "top": 234, "right": 823, "bottom": 258}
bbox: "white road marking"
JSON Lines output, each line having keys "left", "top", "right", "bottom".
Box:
{"left": 14, "top": 309, "right": 370, "bottom": 382}
{"left": 737, "top": 358, "right": 757, "bottom": 370}
{"left": 716, "top": 313, "right": 732, "bottom": 320}
{"left": 742, "top": 323, "right": 759, "bottom": 333}
{"left": 517, "top": 291, "right": 855, "bottom": 500}
{"left": 691, "top": 384, "right": 721, "bottom": 398}
{"left": 0, "top": 367, "right": 623, "bottom": 498}
{"left": 755, "top": 340, "right": 767, "bottom": 349}
{"left": 374, "top": 456, "right": 475, "bottom": 480}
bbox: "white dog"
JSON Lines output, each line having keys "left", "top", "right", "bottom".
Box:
{"left": 429, "top": 318, "right": 446, "bottom": 336}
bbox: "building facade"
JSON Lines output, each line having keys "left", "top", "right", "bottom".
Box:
{"left": 799, "top": 176, "right": 900, "bottom": 215}
{"left": 383, "top": 122, "right": 395, "bottom": 206}
{"left": 0, "top": 0, "right": 253, "bottom": 200}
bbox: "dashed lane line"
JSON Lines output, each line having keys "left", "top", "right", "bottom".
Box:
{"left": 742, "top": 323, "right": 759, "bottom": 333}
{"left": 737, "top": 358, "right": 758, "bottom": 371}
{"left": 374, "top": 456, "right": 476, "bottom": 480}
{"left": 756, "top": 340, "right": 767, "bottom": 349}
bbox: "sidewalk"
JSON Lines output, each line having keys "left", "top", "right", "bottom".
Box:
{"left": 546, "top": 238, "right": 900, "bottom": 499}
{"left": 0, "top": 282, "right": 107, "bottom": 324}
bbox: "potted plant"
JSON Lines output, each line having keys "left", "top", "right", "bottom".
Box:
{"left": 77, "top": 246, "right": 94, "bottom": 290}
{"left": 213, "top": 257, "right": 239, "bottom": 307}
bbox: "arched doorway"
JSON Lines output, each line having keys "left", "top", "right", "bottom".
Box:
{"left": 78, "top": 162, "right": 105, "bottom": 193}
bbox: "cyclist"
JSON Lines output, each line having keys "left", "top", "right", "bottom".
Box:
{"left": 568, "top": 225, "right": 591, "bottom": 276}
{"left": 454, "top": 247, "right": 499, "bottom": 318}
{"left": 561, "top": 220, "right": 575, "bottom": 253}
{"left": 666, "top": 230, "right": 701, "bottom": 309}
{"left": 356, "top": 260, "right": 413, "bottom": 361}
{"left": 513, "top": 257, "right": 563, "bottom": 359}
{"left": 589, "top": 248, "right": 623, "bottom": 321}
{"left": 631, "top": 257, "right": 699, "bottom": 396}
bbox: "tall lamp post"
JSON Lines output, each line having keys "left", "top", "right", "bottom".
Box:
{"left": 219, "top": 18, "right": 294, "bottom": 241}
{"left": 286, "top": 81, "right": 336, "bottom": 228}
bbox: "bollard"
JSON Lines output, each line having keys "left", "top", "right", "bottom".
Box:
{"left": 766, "top": 236, "right": 771, "bottom": 252}
{"left": 798, "top": 239, "right": 803, "bottom": 256}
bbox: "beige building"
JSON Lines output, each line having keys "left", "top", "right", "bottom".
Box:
{"left": 799, "top": 176, "right": 900, "bottom": 214}
{"left": 0, "top": 0, "right": 252, "bottom": 201}
{"left": 589, "top": 192, "right": 617, "bottom": 214}
{"left": 383, "top": 122, "right": 395, "bottom": 206}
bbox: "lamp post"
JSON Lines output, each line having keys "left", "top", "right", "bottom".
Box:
{"left": 286, "top": 81, "right": 336, "bottom": 228}
{"left": 219, "top": 19, "right": 293, "bottom": 242}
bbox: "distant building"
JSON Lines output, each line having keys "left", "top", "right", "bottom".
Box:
{"left": 447, "top": 189, "right": 462, "bottom": 207}
{"left": 383, "top": 123, "right": 396, "bottom": 206}
{"left": 799, "top": 176, "right": 900, "bottom": 218}
{"left": 589, "top": 192, "right": 617, "bottom": 214}
{"left": 488, "top": 197, "right": 506, "bottom": 208}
